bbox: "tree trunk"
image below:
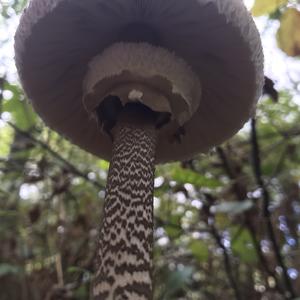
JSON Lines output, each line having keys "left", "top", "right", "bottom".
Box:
{"left": 93, "top": 105, "right": 157, "bottom": 300}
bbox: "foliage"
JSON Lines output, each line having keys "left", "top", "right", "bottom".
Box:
{"left": 1, "top": 1, "right": 300, "bottom": 299}
{"left": 277, "top": 8, "right": 300, "bottom": 57}
{"left": 252, "top": 0, "right": 300, "bottom": 57}
{"left": 251, "top": 0, "right": 288, "bottom": 17}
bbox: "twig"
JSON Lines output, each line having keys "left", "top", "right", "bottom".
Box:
{"left": 55, "top": 253, "right": 64, "bottom": 287}
{"left": 216, "top": 146, "right": 247, "bottom": 199}
{"left": 250, "top": 118, "right": 296, "bottom": 299}
{"left": 235, "top": 126, "right": 300, "bottom": 148}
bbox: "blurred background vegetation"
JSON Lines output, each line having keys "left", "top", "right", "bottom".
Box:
{"left": 1, "top": 0, "right": 300, "bottom": 299}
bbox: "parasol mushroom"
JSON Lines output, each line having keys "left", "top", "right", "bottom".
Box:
{"left": 15, "top": 0, "right": 264, "bottom": 299}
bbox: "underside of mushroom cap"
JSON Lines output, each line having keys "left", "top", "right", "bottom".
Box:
{"left": 83, "top": 42, "right": 202, "bottom": 127}
{"left": 15, "top": 0, "right": 264, "bottom": 163}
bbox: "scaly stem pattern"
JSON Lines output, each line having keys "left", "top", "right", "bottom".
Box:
{"left": 93, "top": 107, "right": 157, "bottom": 300}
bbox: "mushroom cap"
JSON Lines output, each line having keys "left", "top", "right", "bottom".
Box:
{"left": 15, "top": 0, "right": 264, "bottom": 163}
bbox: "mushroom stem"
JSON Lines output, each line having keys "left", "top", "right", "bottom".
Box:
{"left": 93, "top": 104, "right": 157, "bottom": 300}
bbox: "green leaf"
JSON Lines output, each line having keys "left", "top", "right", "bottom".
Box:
{"left": 164, "top": 266, "right": 193, "bottom": 298}
{"left": 189, "top": 240, "right": 209, "bottom": 262}
{"left": 231, "top": 229, "right": 258, "bottom": 264}
{"left": 251, "top": 0, "right": 287, "bottom": 17}
{"left": 2, "top": 83, "right": 36, "bottom": 130}
{"left": 167, "top": 164, "right": 222, "bottom": 188}
{"left": 97, "top": 159, "right": 110, "bottom": 171}
{"left": 74, "top": 286, "right": 88, "bottom": 299}
{"left": 0, "top": 209, "right": 18, "bottom": 217}
{"left": 211, "top": 200, "right": 253, "bottom": 215}
{"left": 277, "top": 8, "right": 300, "bottom": 57}
{"left": 0, "top": 124, "right": 14, "bottom": 157}
{"left": 164, "top": 214, "right": 182, "bottom": 239}
{"left": 0, "top": 263, "right": 21, "bottom": 277}
{"left": 67, "top": 266, "right": 86, "bottom": 274}
{"left": 165, "top": 225, "right": 181, "bottom": 239}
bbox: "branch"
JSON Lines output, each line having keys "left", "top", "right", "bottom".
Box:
{"left": 216, "top": 146, "right": 283, "bottom": 293}
{"left": 209, "top": 219, "right": 241, "bottom": 300}
{"left": 250, "top": 118, "right": 296, "bottom": 299}
{"left": 202, "top": 201, "right": 241, "bottom": 300}
{"left": 3, "top": 120, "right": 103, "bottom": 190}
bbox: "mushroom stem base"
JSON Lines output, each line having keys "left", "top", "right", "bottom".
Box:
{"left": 93, "top": 105, "right": 157, "bottom": 300}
